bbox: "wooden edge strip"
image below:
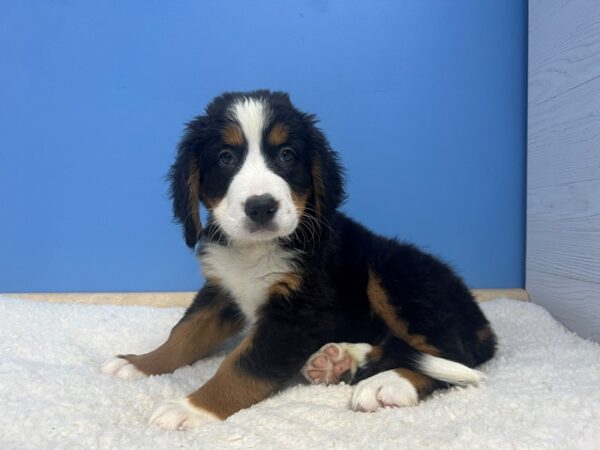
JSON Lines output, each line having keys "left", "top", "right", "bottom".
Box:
{"left": 472, "top": 288, "right": 530, "bottom": 302}
{"left": 0, "top": 288, "right": 529, "bottom": 308}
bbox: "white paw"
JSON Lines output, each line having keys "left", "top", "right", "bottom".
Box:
{"left": 351, "top": 370, "right": 418, "bottom": 412}
{"left": 101, "top": 356, "right": 146, "bottom": 380}
{"left": 149, "top": 399, "right": 219, "bottom": 430}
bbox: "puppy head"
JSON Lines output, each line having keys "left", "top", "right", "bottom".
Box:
{"left": 169, "top": 90, "right": 345, "bottom": 247}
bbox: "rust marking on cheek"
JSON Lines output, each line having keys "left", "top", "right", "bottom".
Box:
{"left": 187, "top": 334, "right": 275, "bottom": 419}
{"left": 268, "top": 271, "right": 302, "bottom": 298}
{"left": 292, "top": 192, "right": 308, "bottom": 219}
{"left": 367, "top": 269, "right": 440, "bottom": 356}
{"left": 267, "top": 122, "right": 289, "bottom": 146}
{"left": 222, "top": 125, "right": 244, "bottom": 146}
{"left": 203, "top": 196, "right": 222, "bottom": 210}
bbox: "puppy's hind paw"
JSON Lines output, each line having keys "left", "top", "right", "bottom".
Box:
{"left": 301, "top": 342, "right": 372, "bottom": 385}
{"left": 351, "top": 370, "right": 419, "bottom": 412}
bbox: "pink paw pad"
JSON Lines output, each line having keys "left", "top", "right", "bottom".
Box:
{"left": 302, "top": 343, "right": 354, "bottom": 385}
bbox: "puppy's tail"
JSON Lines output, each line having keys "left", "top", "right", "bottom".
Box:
{"left": 415, "top": 353, "right": 485, "bottom": 386}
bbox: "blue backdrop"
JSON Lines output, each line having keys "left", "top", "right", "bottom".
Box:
{"left": 0, "top": 1, "right": 526, "bottom": 292}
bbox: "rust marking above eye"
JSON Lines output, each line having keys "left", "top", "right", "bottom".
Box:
{"left": 222, "top": 125, "right": 244, "bottom": 146}
{"left": 395, "top": 369, "right": 435, "bottom": 398}
{"left": 267, "top": 123, "right": 289, "bottom": 146}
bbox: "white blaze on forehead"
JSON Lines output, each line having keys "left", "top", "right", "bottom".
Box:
{"left": 229, "top": 98, "right": 272, "bottom": 196}
{"left": 229, "top": 97, "right": 270, "bottom": 154}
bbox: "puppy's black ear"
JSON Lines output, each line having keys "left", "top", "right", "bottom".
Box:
{"left": 306, "top": 115, "right": 346, "bottom": 223}
{"left": 169, "top": 118, "right": 206, "bottom": 248}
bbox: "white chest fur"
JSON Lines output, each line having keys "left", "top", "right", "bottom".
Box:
{"left": 199, "top": 242, "right": 298, "bottom": 322}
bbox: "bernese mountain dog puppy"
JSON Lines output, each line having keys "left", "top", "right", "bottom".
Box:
{"left": 102, "top": 90, "right": 497, "bottom": 430}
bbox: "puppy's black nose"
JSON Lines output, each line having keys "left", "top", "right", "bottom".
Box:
{"left": 244, "top": 194, "right": 278, "bottom": 225}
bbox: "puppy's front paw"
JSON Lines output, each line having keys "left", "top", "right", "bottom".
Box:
{"left": 149, "top": 399, "right": 219, "bottom": 430}
{"left": 351, "top": 370, "right": 419, "bottom": 412}
{"left": 101, "top": 356, "right": 146, "bottom": 380}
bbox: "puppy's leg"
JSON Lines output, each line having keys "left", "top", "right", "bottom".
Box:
{"left": 366, "top": 265, "right": 497, "bottom": 368}
{"left": 300, "top": 338, "right": 465, "bottom": 412}
{"left": 149, "top": 318, "right": 327, "bottom": 430}
{"left": 149, "top": 334, "right": 270, "bottom": 430}
{"left": 350, "top": 336, "right": 482, "bottom": 412}
{"left": 102, "top": 285, "right": 244, "bottom": 379}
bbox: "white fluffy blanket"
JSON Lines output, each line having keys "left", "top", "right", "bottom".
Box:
{"left": 1, "top": 297, "right": 599, "bottom": 449}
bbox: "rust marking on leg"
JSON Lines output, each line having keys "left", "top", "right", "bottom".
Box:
{"left": 367, "top": 269, "right": 440, "bottom": 356}
{"left": 121, "top": 303, "right": 242, "bottom": 376}
{"left": 477, "top": 324, "right": 493, "bottom": 343}
{"left": 187, "top": 334, "right": 275, "bottom": 419}
{"left": 395, "top": 368, "right": 436, "bottom": 399}
{"left": 367, "top": 345, "right": 384, "bottom": 362}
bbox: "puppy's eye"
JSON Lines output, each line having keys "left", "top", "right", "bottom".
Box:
{"left": 218, "top": 150, "right": 235, "bottom": 166}
{"left": 278, "top": 147, "right": 296, "bottom": 167}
